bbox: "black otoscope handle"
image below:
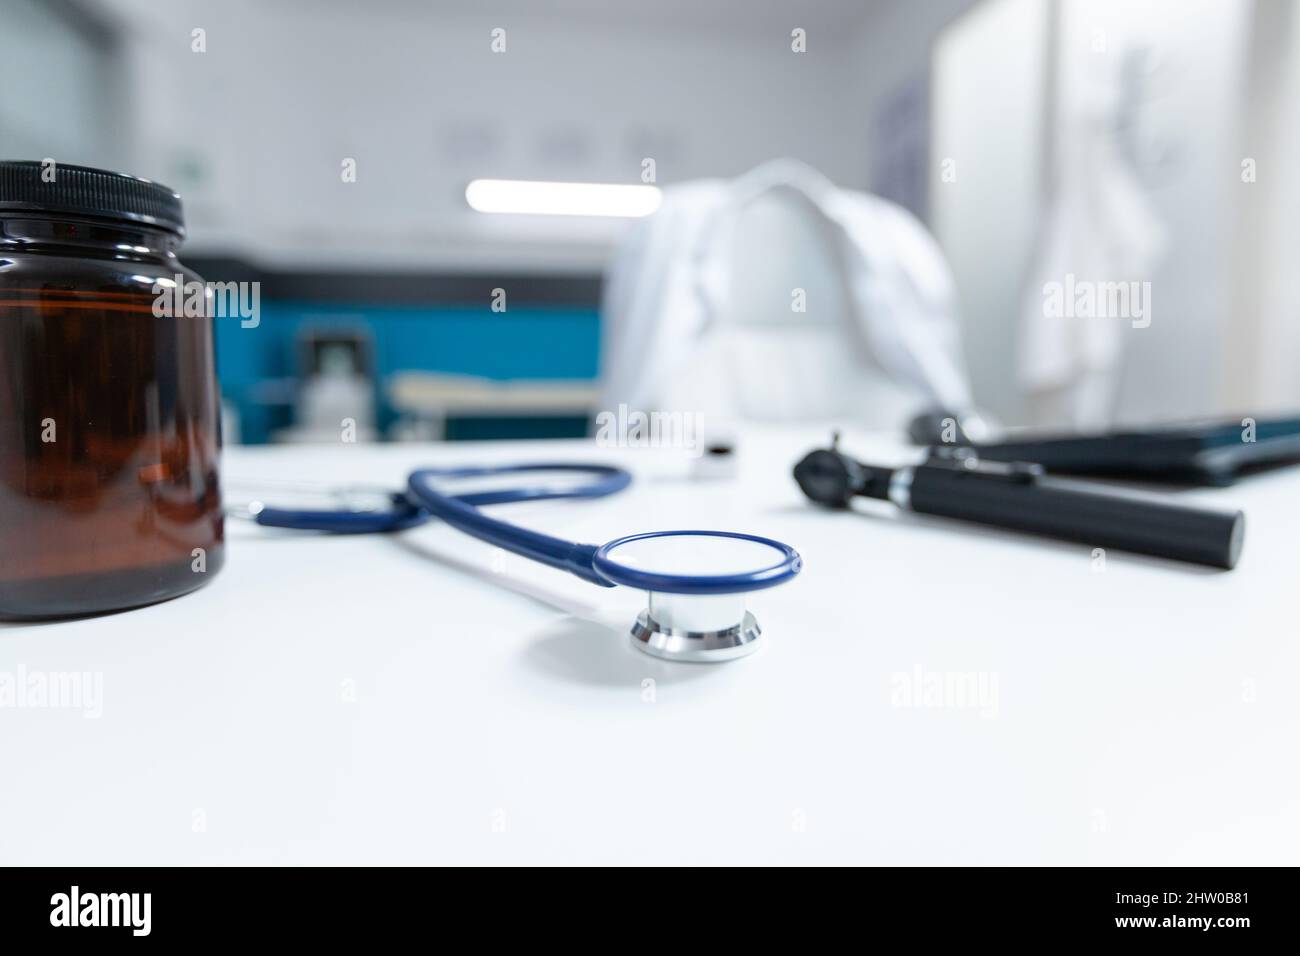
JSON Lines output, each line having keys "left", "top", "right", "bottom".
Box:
{"left": 792, "top": 441, "right": 1245, "bottom": 570}
{"left": 905, "top": 458, "right": 1244, "bottom": 569}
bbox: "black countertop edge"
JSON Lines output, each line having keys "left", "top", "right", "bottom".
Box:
{"left": 181, "top": 255, "right": 604, "bottom": 308}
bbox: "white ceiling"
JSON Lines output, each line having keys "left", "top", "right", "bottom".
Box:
{"left": 88, "top": 0, "right": 902, "bottom": 48}
{"left": 456, "top": 0, "right": 892, "bottom": 31}
{"left": 249, "top": 0, "right": 894, "bottom": 42}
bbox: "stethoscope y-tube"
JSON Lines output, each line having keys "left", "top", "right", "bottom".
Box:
{"left": 794, "top": 438, "right": 1245, "bottom": 569}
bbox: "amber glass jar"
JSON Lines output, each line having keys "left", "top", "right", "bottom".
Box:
{"left": 0, "top": 161, "right": 224, "bottom": 619}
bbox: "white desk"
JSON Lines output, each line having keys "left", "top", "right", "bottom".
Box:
{"left": 2, "top": 427, "right": 1297, "bottom": 865}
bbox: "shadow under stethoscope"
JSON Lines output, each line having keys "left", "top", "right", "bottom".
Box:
{"left": 522, "top": 615, "right": 722, "bottom": 689}
{"left": 387, "top": 534, "right": 721, "bottom": 689}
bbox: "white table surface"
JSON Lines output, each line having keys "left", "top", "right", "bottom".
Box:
{"left": 3, "top": 426, "right": 1297, "bottom": 865}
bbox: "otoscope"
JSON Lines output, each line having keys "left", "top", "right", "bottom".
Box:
{"left": 793, "top": 435, "right": 1245, "bottom": 569}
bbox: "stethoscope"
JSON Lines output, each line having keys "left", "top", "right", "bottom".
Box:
{"left": 231, "top": 463, "right": 802, "bottom": 662}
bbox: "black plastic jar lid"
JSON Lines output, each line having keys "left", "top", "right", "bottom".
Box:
{"left": 0, "top": 160, "right": 185, "bottom": 237}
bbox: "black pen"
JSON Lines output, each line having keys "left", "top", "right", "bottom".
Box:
{"left": 793, "top": 436, "right": 1245, "bottom": 570}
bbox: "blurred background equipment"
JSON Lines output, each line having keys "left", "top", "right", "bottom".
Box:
{"left": 5, "top": 0, "right": 1297, "bottom": 443}
{"left": 275, "top": 326, "right": 378, "bottom": 444}
{"left": 387, "top": 373, "right": 599, "bottom": 442}
{"left": 953, "top": 415, "right": 1300, "bottom": 486}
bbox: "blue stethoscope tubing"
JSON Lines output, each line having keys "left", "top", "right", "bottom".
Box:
{"left": 408, "top": 464, "right": 628, "bottom": 587}
{"left": 249, "top": 462, "right": 802, "bottom": 595}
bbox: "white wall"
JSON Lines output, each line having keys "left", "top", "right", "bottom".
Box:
{"left": 839, "top": 0, "right": 979, "bottom": 195}
{"left": 94, "top": 0, "right": 868, "bottom": 272}
{"left": 0, "top": 0, "right": 123, "bottom": 167}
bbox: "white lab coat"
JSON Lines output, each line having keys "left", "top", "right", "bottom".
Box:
{"left": 599, "top": 161, "right": 975, "bottom": 431}
{"left": 1018, "top": 93, "right": 1167, "bottom": 427}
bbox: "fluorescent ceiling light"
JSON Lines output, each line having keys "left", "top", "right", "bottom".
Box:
{"left": 465, "top": 179, "right": 662, "bottom": 217}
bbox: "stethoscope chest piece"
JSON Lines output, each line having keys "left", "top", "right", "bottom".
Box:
{"left": 630, "top": 592, "right": 763, "bottom": 662}
{"left": 592, "top": 530, "right": 801, "bottom": 664}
